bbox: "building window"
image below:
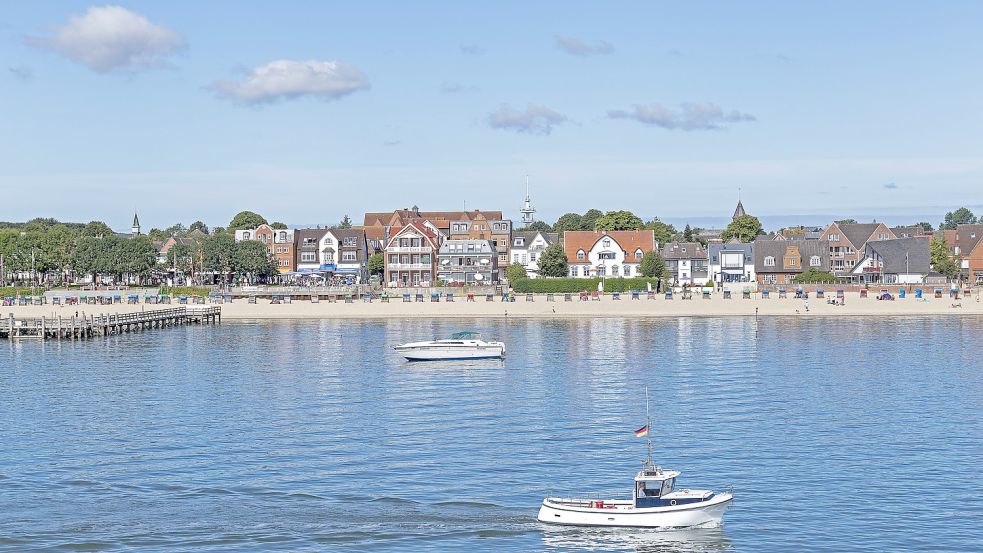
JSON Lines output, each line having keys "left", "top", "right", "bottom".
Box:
{"left": 530, "top": 253, "right": 537, "bottom": 262}
{"left": 514, "top": 238, "right": 524, "bottom": 246}
{"left": 243, "top": 232, "right": 251, "bottom": 240}
{"left": 343, "top": 237, "right": 357, "bottom": 247}
{"left": 764, "top": 256, "right": 776, "bottom": 267}
{"left": 611, "top": 265, "right": 619, "bottom": 276}
{"left": 342, "top": 252, "right": 357, "bottom": 262}
{"left": 602, "top": 238, "right": 611, "bottom": 247}
{"left": 635, "top": 248, "right": 643, "bottom": 260}
{"left": 577, "top": 249, "right": 586, "bottom": 260}
{"left": 624, "top": 265, "right": 632, "bottom": 276}
{"left": 810, "top": 255, "right": 821, "bottom": 267}
{"left": 301, "top": 252, "right": 315, "bottom": 262}
{"left": 597, "top": 265, "right": 606, "bottom": 276}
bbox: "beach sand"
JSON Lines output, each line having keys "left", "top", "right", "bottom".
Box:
{"left": 6, "top": 291, "right": 982, "bottom": 320}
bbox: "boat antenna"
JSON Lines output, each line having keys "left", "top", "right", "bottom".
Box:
{"left": 644, "top": 387, "right": 655, "bottom": 470}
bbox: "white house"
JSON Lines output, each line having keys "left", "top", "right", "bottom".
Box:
{"left": 708, "top": 242, "right": 755, "bottom": 284}
{"left": 563, "top": 231, "right": 656, "bottom": 278}
{"left": 662, "top": 242, "right": 710, "bottom": 286}
{"left": 510, "top": 231, "right": 559, "bottom": 278}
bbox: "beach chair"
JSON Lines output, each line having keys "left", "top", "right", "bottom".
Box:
{"left": 612, "top": 292, "right": 621, "bottom": 300}
{"left": 794, "top": 289, "right": 803, "bottom": 299}
{"left": 778, "top": 289, "right": 787, "bottom": 299}
{"left": 403, "top": 293, "right": 411, "bottom": 302}
{"left": 52, "top": 296, "right": 62, "bottom": 306}
{"left": 380, "top": 293, "right": 389, "bottom": 303}
{"left": 580, "top": 291, "right": 589, "bottom": 301}
{"left": 682, "top": 290, "right": 692, "bottom": 300}
{"left": 742, "top": 289, "right": 751, "bottom": 299}
{"left": 898, "top": 288, "right": 906, "bottom": 299}
{"left": 466, "top": 292, "right": 475, "bottom": 302}
{"left": 127, "top": 294, "right": 138, "bottom": 304}
{"left": 915, "top": 289, "right": 923, "bottom": 299}
{"left": 446, "top": 293, "right": 454, "bottom": 302}
{"left": 647, "top": 291, "right": 655, "bottom": 300}
{"left": 564, "top": 293, "right": 573, "bottom": 302}
{"left": 311, "top": 294, "right": 320, "bottom": 304}
{"left": 631, "top": 290, "right": 640, "bottom": 300}
{"left": 193, "top": 295, "right": 205, "bottom": 304}
{"left": 362, "top": 293, "right": 372, "bottom": 303}
{"left": 113, "top": 294, "right": 122, "bottom": 304}
{"left": 525, "top": 293, "right": 534, "bottom": 302}
{"left": 591, "top": 291, "right": 600, "bottom": 301}
{"left": 665, "top": 290, "right": 673, "bottom": 300}
{"left": 702, "top": 289, "right": 711, "bottom": 300}
{"left": 328, "top": 295, "right": 337, "bottom": 303}
{"left": 345, "top": 294, "right": 354, "bottom": 303}
{"left": 546, "top": 293, "right": 555, "bottom": 302}
{"left": 270, "top": 295, "right": 281, "bottom": 305}
{"left": 485, "top": 293, "right": 494, "bottom": 302}
{"left": 431, "top": 292, "right": 439, "bottom": 302}
{"left": 178, "top": 295, "right": 189, "bottom": 304}
{"left": 723, "top": 290, "right": 732, "bottom": 299}
{"left": 860, "top": 289, "right": 868, "bottom": 299}
{"left": 415, "top": 293, "right": 424, "bottom": 302}
{"left": 160, "top": 295, "right": 171, "bottom": 304}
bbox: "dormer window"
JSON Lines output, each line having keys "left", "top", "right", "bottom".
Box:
{"left": 514, "top": 238, "right": 524, "bottom": 246}
{"left": 602, "top": 239, "right": 611, "bottom": 247}
{"left": 635, "top": 248, "right": 643, "bottom": 259}
{"left": 810, "top": 255, "right": 821, "bottom": 267}
{"left": 577, "top": 249, "right": 586, "bottom": 260}
{"left": 243, "top": 232, "right": 251, "bottom": 240}
{"left": 764, "top": 256, "right": 776, "bottom": 267}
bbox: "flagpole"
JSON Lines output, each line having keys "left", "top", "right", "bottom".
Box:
{"left": 645, "top": 387, "right": 653, "bottom": 468}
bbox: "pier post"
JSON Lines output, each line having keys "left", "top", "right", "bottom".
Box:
{"left": 8, "top": 313, "right": 12, "bottom": 342}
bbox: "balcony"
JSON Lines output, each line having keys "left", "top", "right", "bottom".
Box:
{"left": 387, "top": 246, "right": 430, "bottom": 253}
{"left": 388, "top": 263, "right": 431, "bottom": 270}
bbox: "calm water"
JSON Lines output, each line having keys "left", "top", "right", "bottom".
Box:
{"left": 1, "top": 316, "right": 981, "bottom": 552}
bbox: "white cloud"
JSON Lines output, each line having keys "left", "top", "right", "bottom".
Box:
{"left": 555, "top": 35, "right": 614, "bottom": 56}
{"left": 608, "top": 102, "right": 756, "bottom": 131}
{"left": 211, "top": 59, "right": 370, "bottom": 105}
{"left": 487, "top": 104, "right": 567, "bottom": 135}
{"left": 28, "top": 5, "right": 185, "bottom": 72}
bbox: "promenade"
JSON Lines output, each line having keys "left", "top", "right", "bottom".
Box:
{"left": 6, "top": 291, "right": 981, "bottom": 320}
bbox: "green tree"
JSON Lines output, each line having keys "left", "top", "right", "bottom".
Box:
{"left": 683, "top": 224, "right": 693, "bottom": 242}
{"left": 914, "top": 222, "right": 933, "bottom": 231}
{"left": 189, "top": 220, "right": 209, "bottom": 234}
{"left": 580, "top": 209, "right": 603, "bottom": 231}
{"left": 337, "top": 215, "right": 353, "bottom": 229}
{"left": 834, "top": 219, "right": 858, "bottom": 225}
{"left": 644, "top": 218, "right": 677, "bottom": 245}
{"left": 204, "top": 233, "right": 236, "bottom": 274}
{"left": 147, "top": 228, "right": 167, "bottom": 241}
{"left": 505, "top": 262, "right": 528, "bottom": 283}
{"left": 537, "top": 243, "right": 568, "bottom": 277}
{"left": 552, "top": 213, "right": 583, "bottom": 236}
{"left": 270, "top": 221, "right": 288, "bottom": 230}
{"left": 367, "top": 252, "right": 385, "bottom": 275}
{"left": 228, "top": 211, "right": 268, "bottom": 232}
{"left": 164, "top": 223, "right": 187, "bottom": 236}
{"left": 639, "top": 250, "right": 667, "bottom": 278}
{"left": 82, "top": 221, "right": 113, "bottom": 238}
{"left": 233, "top": 240, "right": 279, "bottom": 278}
{"left": 522, "top": 220, "right": 552, "bottom": 232}
{"left": 940, "top": 207, "right": 977, "bottom": 230}
{"left": 594, "top": 210, "right": 644, "bottom": 231}
{"left": 722, "top": 215, "right": 764, "bottom": 243}
{"left": 930, "top": 235, "right": 959, "bottom": 278}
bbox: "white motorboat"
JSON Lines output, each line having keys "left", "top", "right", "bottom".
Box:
{"left": 394, "top": 331, "right": 505, "bottom": 361}
{"left": 538, "top": 391, "right": 732, "bottom": 528}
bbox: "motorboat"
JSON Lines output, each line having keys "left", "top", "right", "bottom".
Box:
{"left": 394, "top": 331, "right": 505, "bottom": 361}
{"left": 537, "top": 391, "right": 732, "bottom": 528}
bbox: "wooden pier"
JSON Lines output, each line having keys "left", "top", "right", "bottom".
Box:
{"left": 1, "top": 306, "right": 221, "bottom": 341}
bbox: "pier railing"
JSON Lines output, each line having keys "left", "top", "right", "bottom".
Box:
{"left": 2, "top": 306, "right": 220, "bottom": 341}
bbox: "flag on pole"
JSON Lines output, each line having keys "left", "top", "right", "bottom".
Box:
{"left": 634, "top": 425, "right": 648, "bottom": 438}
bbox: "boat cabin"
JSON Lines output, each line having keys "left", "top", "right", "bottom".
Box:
{"left": 634, "top": 468, "right": 714, "bottom": 508}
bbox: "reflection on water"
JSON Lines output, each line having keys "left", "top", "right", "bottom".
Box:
{"left": 1, "top": 316, "right": 982, "bottom": 552}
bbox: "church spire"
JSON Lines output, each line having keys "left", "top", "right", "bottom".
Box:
{"left": 733, "top": 200, "right": 746, "bottom": 221}
{"left": 131, "top": 212, "right": 141, "bottom": 235}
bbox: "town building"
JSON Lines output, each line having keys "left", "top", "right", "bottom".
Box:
{"left": 384, "top": 221, "right": 440, "bottom": 287}
{"left": 510, "top": 231, "right": 559, "bottom": 278}
{"left": 772, "top": 226, "right": 824, "bottom": 240}
{"left": 155, "top": 229, "right": 207, "bottom": 265}
{"left": 662, "top": 242, "right": 710, "bottom": 286}
{"left": 437, "top": 239, "right": 498, "bottom": 284}
{"left": 364, "top": 207, "right": 504, "bottom": 243}
{"left": 708, "top": 242, "right": 755, "bottom": 284}
{"left": 234, "top": 224, "right": 295, "bottom": 273}
{"left": 563, "top": 230, "right": 655, "bottom": 278}
{"left": 448, "top": 217, "right": 512, "bottom": 281}
{"left": 295, "top": 228, "right": 326, "bottom": 273}
{"left": 891, "top": 225, "right": 934, "bottom": 239}
{"left": 849, "top": 237, "right": 932, "bottom": 284}
{"left": 820, "top": 222, "right": 896, "bottom": 279}
{"left": 294, "top": 228, "right": 369, "bottom": 282}
{"left": 954, "top": 224, "right": 983, "bottom": 284}
{"left": 520, "top": 176, "right": 536, "bottom": 225}
{"left": 754, "top": 238, "right": 831, "bottom": 285}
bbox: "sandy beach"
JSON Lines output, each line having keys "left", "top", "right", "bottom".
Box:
{"left": 6, "top": 291, "right": 982, "bottom": 320}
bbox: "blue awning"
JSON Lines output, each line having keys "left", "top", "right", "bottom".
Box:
{"left": 335, "top": 267, "right": 360, "bottom": 274}
{"left": 319, "top": 264, "right": 337, "bottom": 271}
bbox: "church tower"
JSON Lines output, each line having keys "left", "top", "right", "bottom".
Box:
{"left": 520, "top": 175, "right": 536, "bottom": 225}
{"left": 131, "top": 213, "right": 141, "bottom": 235}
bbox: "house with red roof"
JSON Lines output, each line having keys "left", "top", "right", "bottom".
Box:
{"left": 562, "top": 230, "right": 656, "bottom": 278}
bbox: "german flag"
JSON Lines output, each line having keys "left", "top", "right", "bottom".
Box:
{"left": 634, "top": 425, "right": 648, "bottom": 438}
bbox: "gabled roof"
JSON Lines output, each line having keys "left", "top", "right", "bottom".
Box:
{"left": 386, "top": 220, "right": 440, "bottom": 248}
{"left": 733, "top": 200, "right": 746, "bottom": 220}
{"left": 754, "top": 238, "right": 830, "bottom": 273}
{"left": 836, "top": 223, "right": 884, "bottom": 248}
{"left": 563, "top": 230, "right": 655, "bottom": 262}
{"left": 866, "top": 237, "right": 931, "bottom": 274}
{"left": 295, "top": 228, "right": 328, "bottom": 246}
{"left": 511, "top": 231, "right": 558, "bottom": 247}
{"left": 661, "top": 242, "right": 707, "bottom": 260}
{"left": 364, "top": 209, "right": 503, "bottom": 230}
{"left": 438, "top": 239, "right": 496, "bottom": 254}
{"left": 954, "top": 224, "right": 983, "bottom": 255}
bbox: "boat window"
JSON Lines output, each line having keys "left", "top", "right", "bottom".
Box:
{"left": 662, "top": 478, "right": 674, "bottom": 495}
{"left": 638, "top": 482, "right": 660, "bottom": 497}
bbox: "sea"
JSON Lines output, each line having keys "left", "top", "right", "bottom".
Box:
{"left": 2, "top": 316, "right": 981, "bottom": 552}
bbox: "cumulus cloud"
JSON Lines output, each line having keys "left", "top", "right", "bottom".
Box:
{"left": 607, "top": 102, "right": 756, "bottom": 131}
{"left": 440, "top": 81, "right": 479, "bottom": 94}
{"left": 488, "top": 104, "right": 567, "bottom": 135}
{"left": 883, "top": 182, "right": 898, "bottom": 189}
{"left": 211, "top": 59, "right": 370, "bottom": 105}
{"left": 27, "top": 5, "right": 185, "bottom": 72}
{"left": 555, "top": 35, "right": 614, "bottom": 56}
{"left": 9, "top": 65, "right": 33, "bottom": 80}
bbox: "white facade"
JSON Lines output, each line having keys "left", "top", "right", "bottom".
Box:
{"left": 568, "top": 236, "right": 644, "bottom": 278}
{"left": 510, "top": 231, "right": 556, "bottom": 278}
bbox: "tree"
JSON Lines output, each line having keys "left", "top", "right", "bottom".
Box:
{"left": 367, "top": 252, "right": 385, "bottom": 275}
{"left": 914, "top": 222, "right": 934, "bottom": 231}
{"left": 940, "top": 207, "right": 977, "bottom": 230}
{"left": 203, "top": 233, "right": 236, "bottom": 274}
{"left": 233, "top": 240, "right": 279, "bottom": 279}
{"left": 228, "top": 211, "right": 268, "bottom": 232}
{"left": 189, "top": 220, "right": 209, "bottom": 234}
{"left": 594, "top": 210, "right": 644, "bottom": 231}
{"left": 147, "top": 228, "right": 167, "bottom": 241}
{"left": 835, "top": 219, "right": 858, "bottom": 225}
{"left": 722, "top": 215, "right": 764, "bottom": 243}
{"left": 552, "top": 213, "right": 583, "bottom": 235}
{"left": 639, "top": 250, "right": 667, "bottom": 278}
{"left": 930, "top": 235, "right": 959, "bottom": 279}
{"left": 337, "top": 215, "right": 353, "bottom": 229}
{"left": 794, "top": 268, "right": 837, "bottom": 284}
{"left": 683, "top": 224, "right": 694, "bottom": 242}
{"left": 82, "top": 221, "right": 113, "bottom": 238}
{"left": 505, "top": 262, "right": 528, "bottom": 283}
{"left": 537, "top": 244, "right": 568, "bottom": 277}
{"left": 164, "top": 223, "right": 187, "bottom": 236}
{"left": 270, "top": 221, "right": 288, "bottom": 230}
{"left": 521, "top": 220, "right": 552, "bottom": 232}
{"left": 644, "top": 218, "right": 677, "bottom": 245}
{"left": 580, "top": 209, "right": 603, "bottom": 231}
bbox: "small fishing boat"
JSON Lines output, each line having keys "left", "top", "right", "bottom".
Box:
{"left": 394, "top": 331, "right": 505, "bottom": 361}
{"left": 537, "top": 391, "right": 732, "bottom": 528}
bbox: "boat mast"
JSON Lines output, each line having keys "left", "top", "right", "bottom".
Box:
{"left": 645, "top": 387, "right": 654, "bottom": 469}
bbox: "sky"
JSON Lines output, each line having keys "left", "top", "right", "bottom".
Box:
{"left": 2, "top": 1, "right": 982, "bottom": 232}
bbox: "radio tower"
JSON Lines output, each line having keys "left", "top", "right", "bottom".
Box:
{"left": 520, "top": 175, "right": 536, "bottom": 225}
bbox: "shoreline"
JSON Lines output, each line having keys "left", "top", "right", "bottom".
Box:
{"left": 5, "top": 292, "right": 981, "bottom": 320}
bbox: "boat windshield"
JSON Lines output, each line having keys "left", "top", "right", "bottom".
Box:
{"left": 449, "top": 331, "right": 481, "bottom": 340}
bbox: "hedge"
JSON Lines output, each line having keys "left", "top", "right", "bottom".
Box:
{"left": 510, "top": 277, "right": 662, "bottom": 293}
{"left": 0, "top": 286, "right": 39, "bottom": 297}
{"left": 159, "top": 286, "right": 212, "bottom": 297}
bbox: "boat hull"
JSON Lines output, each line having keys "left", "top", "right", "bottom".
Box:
{"left": 537, "top": 493, "right": 732, "bottom": 528}
{"left": 395, "top": 345, "right": 505, "bottom": 361}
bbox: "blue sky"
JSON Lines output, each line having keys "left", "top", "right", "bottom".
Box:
{"left": 2, "top": 1, "right": 982, "bottom": 231}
